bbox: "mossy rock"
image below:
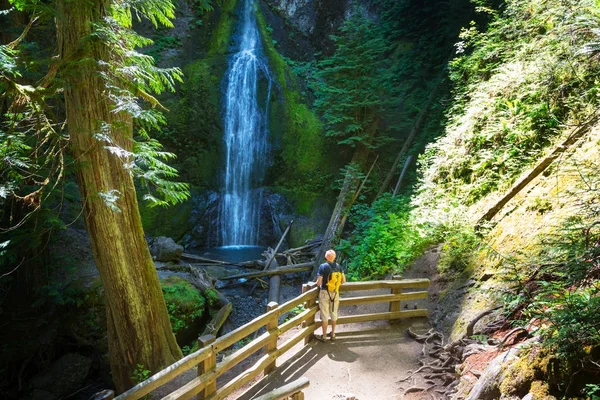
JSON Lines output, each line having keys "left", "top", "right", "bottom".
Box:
{"left": 255, "top": 7, "right": 332, "bottom": 185}
{"left": 499, "top": 345, "right": 554, "bottom": 397}
{"left": 156, "top": 0, "right": 238, "bottom": 189}
{"left": 161, "top": 276, "right": 207, "bottom": 344}
{"left": 138, "top": 191, "right": 195, "bottom": 242}
{"left": 275, "top": 188, "right": 333, "bottom": 247}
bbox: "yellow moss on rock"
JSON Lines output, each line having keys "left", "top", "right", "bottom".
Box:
{"left": 529, "top": 381, "right": 556, "bottom": 399}
{"left": 499, "top": 345, "right": 554, "bottom": 397}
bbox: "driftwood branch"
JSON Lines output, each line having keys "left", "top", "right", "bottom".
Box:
{"left": 202, "top": 302, "right": 232, "bottom": 337}
{"left": 392, "top": 155, "right": 413, "bottom": 197}
{"left": 219, "top": 263, "right": 313, "bottom": 281}
{"left": 180, "top": 253, "right": 243, "bottom": 267}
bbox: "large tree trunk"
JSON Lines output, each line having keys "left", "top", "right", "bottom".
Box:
{"left": 55, "top": 0, "right": 182, "bottom": 392}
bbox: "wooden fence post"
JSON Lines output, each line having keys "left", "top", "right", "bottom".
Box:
{"left": 302, "top": 283, "right": 317, "bottom": 345}
{"left": 265, "top": 301, "right": 279, "bottom": 375}
{"left": 389, "top": 287, "right": 402, "bottom": 314}
{"left": 197, "top": 334, "right": 216, "bottom": 400}
{"left": 389, "top": 275, "right": 403, "bottom": 320}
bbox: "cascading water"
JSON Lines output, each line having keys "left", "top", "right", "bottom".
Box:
{"left": 220, "top": 0, "right": 272, "bottom": 246}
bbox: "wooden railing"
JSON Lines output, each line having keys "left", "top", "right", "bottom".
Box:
{"left": 107, "top": 278, "right": 429, "bottom": 400}
{"left": 252, "top": 377, "right": 309, "bottom": 400}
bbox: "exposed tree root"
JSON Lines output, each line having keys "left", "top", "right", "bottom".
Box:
{"left": 499, "top": 327, "right": 529, "bottom": 345}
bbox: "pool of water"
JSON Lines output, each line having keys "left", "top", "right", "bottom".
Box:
{"left": 187, "top": 246, "right": 266, "bottom": 263}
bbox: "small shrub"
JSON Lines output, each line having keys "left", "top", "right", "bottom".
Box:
{"left": 131, "top": 363, "right": 151, "bottom": 384}
{"left": 340, "top": 195, "right": 431, "bottom": 280}
{"left": 283, "top": 305, "right": 305, "bottom": 322}
{"left": 182, "top": 341, "right": 199, "bottom": 356}
{"left": 437, "top": 227, "right": 479, "bottom": 276}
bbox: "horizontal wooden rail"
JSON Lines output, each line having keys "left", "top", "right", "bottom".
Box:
{"left": 340, "top": 279, "right": 430, "bottom": 291}
{"left": 339, "top": 291, "right": 428, "bottom": 306}
{"left": 110, "top": 278, "right": 429, "bottom": 400}
{"left": 278, "top": 285, "right": 319, "bottom": 315}
{"left": 279, "top": 306, "right": 318, "bottom": 336}
{"left": 334, "top": 309, "right": 428, "bottom": 325}
{"left": 212, "top": 307, "right": 278, "bottom": 352}
{"left": 114, "top": 346, "right": 212, "bottom": 400}
{"left": 253, "top": 376, "right": 310, "bottom": 400}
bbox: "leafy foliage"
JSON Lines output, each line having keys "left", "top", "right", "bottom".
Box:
{"left": 311, "top": 9, "right": 397, "bottom": 149}
{"left": 496, "top": 157, "right": 600, "bottom": 391}
{"left": 416, "top": 0, "right": 600, "bottom": 212}
{"left": 340, "top": 195, "right": 431, "bottom": 280}
{"left": 437, "top": 227, "right": 479, "bottom": 276}
{"left": 0, "top": 0, "right": 190, "bottom": 277}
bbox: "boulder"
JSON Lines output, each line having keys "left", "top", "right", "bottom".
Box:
{"left": 150, "top": 236, "right": 184, "bottom": 262}
{"left": 30, "top": 353, "right": 91, "bottom": 398}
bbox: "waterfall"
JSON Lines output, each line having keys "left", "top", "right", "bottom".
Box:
{"left": 221, "top": 0, "right": 272, "bottom": 246}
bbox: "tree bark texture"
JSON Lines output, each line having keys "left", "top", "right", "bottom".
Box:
{"left": 55, "top": 0, "right": 182, "bottom": 392}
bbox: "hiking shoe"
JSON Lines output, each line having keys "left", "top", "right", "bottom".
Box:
{"left": 315, "top": 334, "right": 327, "bottom": 342}
{"left": 327, "top": 332, "right": 336, "bottom": 341}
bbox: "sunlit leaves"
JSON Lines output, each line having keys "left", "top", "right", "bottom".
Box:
{"left": 112, "top": 0, "right": 176, "bottom": 28}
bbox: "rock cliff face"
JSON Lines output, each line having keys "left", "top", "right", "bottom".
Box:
{"left": 261, "top": 0, "right": 375, "bottom": 55}
{"left": 265, "top": 0, "right": 317, "bottom": 35}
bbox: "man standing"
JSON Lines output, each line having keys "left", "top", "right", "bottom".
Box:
{"left": 315, "top": 249, "right": 346, "bottom": 341}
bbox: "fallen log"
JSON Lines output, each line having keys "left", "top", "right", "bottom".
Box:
{"left": 282, "top": 241, "right": 322, "bottom": 254}
{"left": 220, "top": 263, "right": 313, "bottom": 281}
{"left": 250, "top": 221, "right": 293, "bottom": 302}
{"left": 181, "top": 253, "right": 242, "bottom": 267}
{"left": 202, "top": 302, "right": 232, "bottom": 337}
{"left": 376, "top": 73, "right": 446, "bottom": 199}
{"left": 477, "top": 114, "right": 599, "bottom": 226}
{"left": 392, "top": 155, "right": 413, "bottom": 197}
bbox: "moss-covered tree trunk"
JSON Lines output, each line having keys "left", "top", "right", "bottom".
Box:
{"left": 55, "top": 0, "right": 182, "bottom": 392}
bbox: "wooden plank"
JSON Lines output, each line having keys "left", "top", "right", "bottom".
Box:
{"left": 161, "top": 370, "right": 215, "bottom": 400}
{"left": 210, "top": 353, "right": 278, "bottom": 400}
{"left": 340, "top": 279, "right": 430, "bottom": 292}
{"left": 302, "top": 284, "right": 319, "bottom": 345}
{"left": 278, "top": 322, "right": 319, "bottom": 356}
{"left": 197, "top": 335, "right": 216, "bottom": 400}
{"left": 114, "top": 347, "right": 212, "bottom": 400}
{"left": 202, "top": 302, "right": 232, "bottom": 337}
{"left": 213, "top": 307, "right": 278, "bottom": 353}
{"left": 279, "top": 306, "right": 318, "bottom": 336}
{"left": 339, "top": 292, "right": 428, "bottom": 306}
{"left": 278, "top": 285, "right": 319, "bottom": 315}
{"left": 265, "top": 302, "right": 279, "bottom": 374}
{"left": 215, "top": 330, "right": 274, "bottom": 376}
{"left": 335, "top": 309, "right": 428, "bottom": 325}
{"left": 252, "top": 377, "right": 310, "bottom": 400}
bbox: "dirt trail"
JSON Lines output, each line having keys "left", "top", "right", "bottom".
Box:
{"left": 232, "top": 289, "right": 432, "bottom": 400}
